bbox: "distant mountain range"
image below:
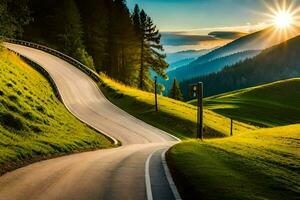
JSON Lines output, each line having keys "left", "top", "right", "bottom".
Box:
{"left": 190, "top": 26, "right": 300, "bottom": 67}
{"left": 161, "top": 26, "right": 300, "bottom": 96}
{"left": 166, "top": 49, "right": 211, "bottom": 64}
{"left": 161, "top": 50, "right": 260, "bottom": 94}
{"left": 182, "top": 33, "right": 300, "bottom": 99}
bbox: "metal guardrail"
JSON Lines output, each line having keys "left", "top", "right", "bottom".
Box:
{"left": 19, "top": 54, "right": 63, "bottom": 102}
{"left": 5, "top": 38, "right": 101, "bottom": 83}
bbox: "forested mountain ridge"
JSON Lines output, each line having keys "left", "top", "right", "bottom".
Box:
{"left": 161, "top": 27, "right": 298, "bottom": 96}
{"left": 183, "top": 34, "right": 300, "bottom": 98}
{"left": 190, "top": 26, "right": 300, "bottom": 67}
{"left": 160, "top": 50, "right": 260, "bottom": 95}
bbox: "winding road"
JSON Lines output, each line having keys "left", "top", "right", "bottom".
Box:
{"left": 0, "top": 43, "right": 180, "bottom": 200}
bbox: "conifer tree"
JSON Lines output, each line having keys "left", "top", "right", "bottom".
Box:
{"left": 168, "top": 78, "right": 183, "bottom": 101}
{"left": 52, "top": 0, "right": 94, "bottom": 69}
{"left": 106, "top": 0, "right": 139, "bottom": 84}
{"left": 75, "top": 0, "right": 109, "bottom": 72}
{"left": 0, "top": 0, "right": 31, "bottom": 38}
{"left": 133, "top": 6, "right": 168, "bottom": 91}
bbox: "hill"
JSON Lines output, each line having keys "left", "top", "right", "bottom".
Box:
{"left": 161, "top": 50, "right": 260, "bottom": 95}
{"left": 162, "top": 26, "right": 299, "bottom": 95}
{"left": 184, "top": 34, "right": 300, "bottom": 98}
{"left": 99, "top": 73, "right": 256, "bottom": 139}
{"left": 167, "top": 124, "right": 300, "bottom": 200}
{"left": 166, "top": 49, "right": 211, "bottom": 64}
{"left": 190, "top": 78, "right": 300, "bottom": 127}
{"left": 0, "top": 49, "right": 112, "bottom": 174}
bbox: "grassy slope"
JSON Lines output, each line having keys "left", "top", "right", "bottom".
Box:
{"left": 168, "top": 125, "right": 300, "bottom": 200}
{"left": 0, "top": 50, "right": 112, "bottom": 174}
{"left": 99, "top": 74, "right": 257, "bottom": 139}
{"left": 190, "top": 78, "right": 300, "bottom": 127}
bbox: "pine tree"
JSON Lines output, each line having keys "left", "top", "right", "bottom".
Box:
{"left": 133, "top": 7, "right": 168, "bottom": 91}
{"left": 0, "top": 0, "right": 31, "bottom": 38}
{"left": 106, "top": 0, "right": 140, "bottom": 84}
{"left": 75, "top": 0, "right": 109, "bottom": 72}
{"left": 168, "top": 78, "right": 183, "bottom": 101}
{"left": 52, "top": 0, "right": 94, "bottom": 69}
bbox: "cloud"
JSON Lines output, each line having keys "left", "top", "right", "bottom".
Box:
{"left": 161, "top": 33, "right": 217, "bottom": 46}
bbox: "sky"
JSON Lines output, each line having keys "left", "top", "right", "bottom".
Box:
{"left": 126, "top": 0, "right": 300, "bottom": 52}
{"left": 127, "top": 0, "right": 300, "bottom": 33}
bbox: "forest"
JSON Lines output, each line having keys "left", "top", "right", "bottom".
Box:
{"left": 0, "top": 0, "right": 168, "bottom": 92}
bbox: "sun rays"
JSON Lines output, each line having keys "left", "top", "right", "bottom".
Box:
{"left": 257, "top": 0, "right": 300, "bottom": 43}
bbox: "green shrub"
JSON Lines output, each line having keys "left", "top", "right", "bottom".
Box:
{"left": 36, "top": 105, "right": 45, "bottom": 113}
{"left": 23, "top": 112, "right": 35, "bottom": 121}
{"left": 0, "top": 112, "right": 25, "bottom": 130}
{"left": 8, "top": 95, "right": 18, "bottom": 102}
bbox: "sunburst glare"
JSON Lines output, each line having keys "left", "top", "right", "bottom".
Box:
{"left": 273, "top": 11, "right": 293, "bottom": 28}
{"left": 264, "top": 0, "right": 300, "bottom": 29}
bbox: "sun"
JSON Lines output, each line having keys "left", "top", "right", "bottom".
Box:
{"left": 263, "top": 0, "right": 300, "bottom": 30}
{"left": 273, "top": 11, "right": 293, "bottom": 28}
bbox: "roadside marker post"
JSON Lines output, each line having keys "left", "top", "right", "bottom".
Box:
{"left": 189, "top": 82, "right": 204, "bottom": 140}
{"left": 154, "top": 76, "right": 158, "bottom": 112}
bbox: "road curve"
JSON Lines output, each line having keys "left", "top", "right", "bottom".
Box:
{"left": 0, "top": 43, "right": 179, "bottom": 200}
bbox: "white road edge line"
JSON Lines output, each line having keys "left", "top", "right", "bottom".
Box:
{"left": 145, "top": 151, "right": 155, "bottom": 200}
{"left": 161, "top": 149, "right": 182, "bottom": 200}
{"left": 5, "top": 45, "right": 119, "bottom": 146}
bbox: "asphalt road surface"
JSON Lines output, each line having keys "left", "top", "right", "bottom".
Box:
{"left": 0, "top": 43, "right": 180, "bottom": 200}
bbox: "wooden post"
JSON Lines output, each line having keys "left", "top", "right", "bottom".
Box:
{"left": 154, "top": 76, "right": 158, "bottom": 112}
{"left": 197, "top": 82, "right": 203, "bottom": 140}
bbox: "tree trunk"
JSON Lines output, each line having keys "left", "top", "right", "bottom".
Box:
{"left": 139, "top": 37, "right": 145, "bottom": 89}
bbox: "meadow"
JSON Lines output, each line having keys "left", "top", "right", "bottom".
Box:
{"left": 190, "top": 78, "right": 300, "bottom": 127}
{"left": 167, "top": 125, "right": 300, "bottom": 199}
{"left": 99, "top": 73, "right": 257, "bottom": 139}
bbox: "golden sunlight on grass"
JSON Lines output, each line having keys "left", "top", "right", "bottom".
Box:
{"left": 99, "top": 73, "right": 257, "bottom": 139}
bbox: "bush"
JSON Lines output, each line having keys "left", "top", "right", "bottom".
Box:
{"left": 30, "top": 125, "right": 42, "bottom": 133}
{"left": 8, "top": 95, "right": 18, "bottom": 102}
{"left": 23, "top": 112, "right": 35, "bottom": 121}
{"left": 36, "top": 105, "right": 45, "bottom": 113}
{"left": 0, "top": 112, "right": 25, "bottom": 130}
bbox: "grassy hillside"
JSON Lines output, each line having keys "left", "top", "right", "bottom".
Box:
{"left": 0, "top": 50, "right": 112, "bottom": 174}
{"left": 167, "top": 124, "right": 300, "bottom": 200}
{"left": 190, "top": 78, "right": 300, "bottom": 127}
{"left": 99, "top": 74, "right": 257, "bottom": 139}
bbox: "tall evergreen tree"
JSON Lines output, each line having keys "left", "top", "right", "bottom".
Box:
{"left": 106, "top": 0, "right": 140, "bottom": 84}
{"left": 75, "top": 0, "right": 109, "bottom": 72}
{"left": 168, "top": 78, "right": 183, "bottom": 101}
{"left": 133, "top": 6, "right": 168, "bottom": 91}
{"left": 0, "top": 0, "right": 31, "bottom": 38}
{"left": 52, "top": 0, "right": 94, "bottom": 69}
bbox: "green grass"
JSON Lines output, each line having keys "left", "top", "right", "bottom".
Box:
{"left": 189, "top": 78, "right": 300, "bottom": 127}
{"left": 99, "top": 74, "right": 257, "bottom": 139}
{"left": 167, "top": 124, "right": 300, "bottom": 200}
{"left": 0, "top": 50, "right": 112, "bottom": 173}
